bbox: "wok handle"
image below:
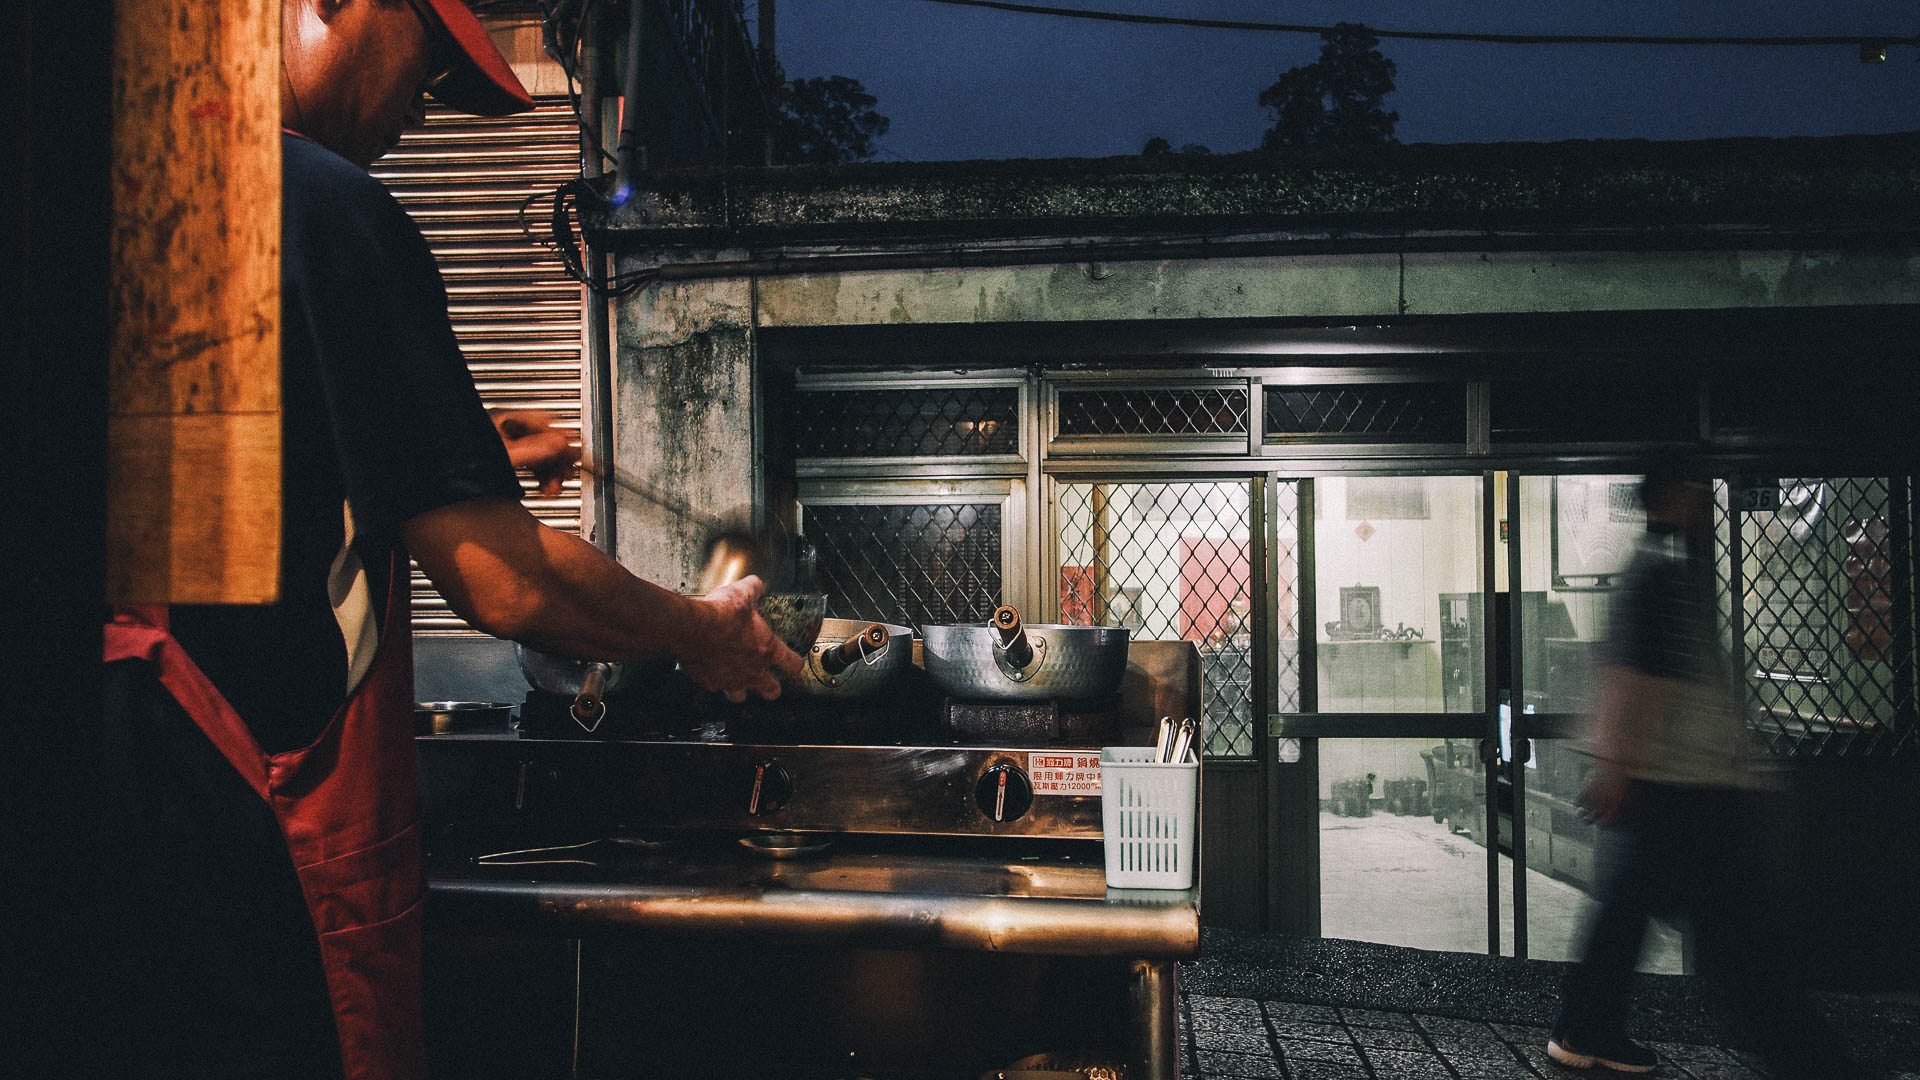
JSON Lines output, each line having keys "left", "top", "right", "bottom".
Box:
{"left": 992, "top": 605, "right": 1033, "bottom": 668}
{"left": 819, "top": 623, "right": 889, "bottom": 676}
{"left": 572, "top": 662, "right": 613, "bottom": 723}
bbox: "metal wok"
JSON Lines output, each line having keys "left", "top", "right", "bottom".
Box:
{"left": 785, "top": 618, "right": 915, "bottom": 699}
{"left": 919, "top": 606, "right": 1129, "bottom": 704}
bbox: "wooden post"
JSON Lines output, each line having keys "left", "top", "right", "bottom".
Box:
{"left": 108, "top": 1, "right": 281, "bottom": 604}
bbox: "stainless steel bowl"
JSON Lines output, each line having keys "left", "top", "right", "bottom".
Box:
{"left": 414, "top": 700, "right": 516, "bottom": 735}
{"left": 919, "top": 622, "right": 1130, "bottom": 703}
{"left": 786, "top": 618, "right": 915, "bottom": 698}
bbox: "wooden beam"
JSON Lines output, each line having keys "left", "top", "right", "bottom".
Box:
{"left": 109, "top": 1, "right": 281, "bottom": 604}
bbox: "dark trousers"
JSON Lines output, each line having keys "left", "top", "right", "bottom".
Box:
{"left": 1557, "top": 780, "right": 1851, "bottom": 1079}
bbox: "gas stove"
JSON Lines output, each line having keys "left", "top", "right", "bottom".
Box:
{"left": 416, "top": 640, "right": 1200, "bottom": 842}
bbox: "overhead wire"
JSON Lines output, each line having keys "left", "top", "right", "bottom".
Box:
{"left": 903, "top": 0, "right": 1920, "bottom": 49}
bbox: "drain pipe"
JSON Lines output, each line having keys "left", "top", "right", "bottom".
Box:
{"left": 580, "top": 6, "right": 618, "bottom": 555}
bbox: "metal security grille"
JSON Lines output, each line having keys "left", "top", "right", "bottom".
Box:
{"left": 371, "top": 99, "right": 584, "bottom": 633}
{"left": 1265, "top": 383, "right": 1465, "bottom": 443}
{"left": 1055, "top": 481, "right": 1295, "bottom": 758}
{"left": 794, "top": 387, "right": 1020, "bottom": 458}
{"left": 801, "top": 503, "right": 1004, "bottom": 627}
{"left": 1722, "top": 477, "right": 1916, "bottom": 758}
{"left": 1056, "top": 387, "right": 1248, "bottom": 436}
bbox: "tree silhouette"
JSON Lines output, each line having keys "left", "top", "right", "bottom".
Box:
{"left": 1259, "top": 23, "right": 1398, "bottom": 149}
{"left": 1142, "top": 136, "right": 1212, "bottom": 157}
{"left": 774, "top": 75, "right": 890, "bottom": 164}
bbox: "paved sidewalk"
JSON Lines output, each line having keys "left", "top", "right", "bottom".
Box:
{"left": 1178, "top": 930, "right": 1920, "bottom": 1080}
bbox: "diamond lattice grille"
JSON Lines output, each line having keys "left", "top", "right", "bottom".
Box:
{"left": 802, "top": 503, "right": 1003, "bottom": 627}
{"left": 1265, "top": 384, "right": 1465, "bottom": 442}
{"left": 794, "top": 387, "right": 1020, "bottom": 458}
{"left": 1057, "top": 387, "right": 1248, "bottom": 437}
{"left": 1718, "top": 477, "right": 1914, "bottom": 759}
{"left": 1057, "top": 481, "right": 1298, "bottom": 757}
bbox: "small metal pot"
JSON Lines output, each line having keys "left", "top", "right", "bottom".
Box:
{"left": 920, "top": 606, "right": 1130, "bottom": 703}
{"left": 414, "top": 701, "right": 516, "bottom": 735}
{"left": 786, "top": 618, "right": 914, "bottom": 698}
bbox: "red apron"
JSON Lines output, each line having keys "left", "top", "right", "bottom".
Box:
{"left": 104, "top": 554, "right": 425, "bottom": 1080}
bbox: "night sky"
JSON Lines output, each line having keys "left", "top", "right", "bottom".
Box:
{"left": 768, "top": 0, "right": 1920, "bottom": 161}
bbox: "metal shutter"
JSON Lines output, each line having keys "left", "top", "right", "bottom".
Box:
{"left": 371, "top": 98, "right": 585, "bottom": 633}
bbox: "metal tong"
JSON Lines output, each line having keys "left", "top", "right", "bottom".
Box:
{"left": 1152, "top": 716, "right": 1197, "bottom": 763}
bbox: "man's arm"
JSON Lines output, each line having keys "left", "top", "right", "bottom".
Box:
{"left": 402, "top": 496, "right": 803, "bottom": 702}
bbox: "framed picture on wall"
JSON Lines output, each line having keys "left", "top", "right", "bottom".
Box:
{"left": 1551, "top": 475, "right": 1644, "bottom": 590}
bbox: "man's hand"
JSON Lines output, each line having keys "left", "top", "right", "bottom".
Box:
{"left": 492, "top": 409, "right": 577, "bottom": 497}
{"left": 1579, "top": 763, "right": 1634, "bottom": 826}
{"left": 675, "top": 576, "right": 807, "bottom": 704}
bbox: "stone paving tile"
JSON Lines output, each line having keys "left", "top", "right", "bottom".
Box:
{"left": 1263, "top": 1002, "right": 1343, "bottom": 1024}
{"left": 1358, "top": 1047, "right": 1455, "bottom": 1078}
{"left": 1490, "top": 1022, "right": 1555, "bottom": 1044}
{"left": 1416, "top": 1015, "right": 1502, "bottom": 1039}
{"left": 1442, "top": 1051, "right": 1546, "bottom": 1078}
{"left": 1190, "top": 994, "right": 1267, "bottom": 1021}
{"left": 1267, "top": 1018, "right": 1355, "bottom": 1044}
{"left": 1193, "top": 1048, "right": 1284, "bottom": 1079}
{"left": 1668, "top": 1063, "right": 1767, "bottom": 1080}
{"left": 1427, "top": 1032, "right": 1517, "bottom": 1058}
{"left": 1190, "top": 1010, "right": 1267, "bottom": 1036}
{"left": 1284, "top": 1063, "right": 1369, "bottom": 1080}
{"left": 1348, "top": 1026, "right": 1431, "bottom": 1052}
{"left": 1274, "top": 1038, "right": 1365, "bottom": 1069}
{"left": 1188, "top": 1027, "right": 1273, "bottom": 1056}
{"left": 1649, "top": 1040, "right": 1742, "bottom": 1064}
{"left": 1340, "top": 1006, "right": 1421, "bottom": 1031}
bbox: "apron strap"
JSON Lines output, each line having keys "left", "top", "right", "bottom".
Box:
{"left": 105, "top": 607, "right": 272, "bottom": 798}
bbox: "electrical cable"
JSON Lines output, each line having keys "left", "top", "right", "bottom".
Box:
{"left": 903, "top": 0, "right": 1920, "bottom": 50}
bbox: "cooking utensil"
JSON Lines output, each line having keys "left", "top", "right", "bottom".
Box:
{"left": 514, "top": 646, "right": 635, "bottom": 730}
{"left": 757, "top": 592, "right": 828, "bottom": 655}
{"left": 414, "top": 700, "right": 515, "bottom": 735}
{"left": 787, "top": 618, "right": 913, "bottom": 698}
{"left": 920, "top": 607, "right": 1130, "bottom": 703}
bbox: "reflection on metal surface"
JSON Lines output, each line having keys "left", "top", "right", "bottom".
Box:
{"left": 428, "top": 846, "right": 1198, "bottom": 959}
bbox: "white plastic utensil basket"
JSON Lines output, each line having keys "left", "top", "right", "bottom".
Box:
{"left": 1100, "top": 746, "right": 1198, "bottom": 890}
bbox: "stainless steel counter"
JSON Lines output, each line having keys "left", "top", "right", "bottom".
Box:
{"left": 428, "top": 843, "right": 1197, "bottom": 957}
{"left": 425, "top": 838, "right": 1196, "bottom": 1078}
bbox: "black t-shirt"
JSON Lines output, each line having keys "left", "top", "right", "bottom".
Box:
{"left": 169, "top": 133, "right": 522, "bottom": 753}
{"left": 1606, "top": 543, "right": 1726, "bottom": 687}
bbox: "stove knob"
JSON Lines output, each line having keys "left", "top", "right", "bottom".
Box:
{"left": 974, "top": 763, "right": 1034, "bottom": 823}
{"left": 744, "top": 759, "right": 792, "bottom": 817}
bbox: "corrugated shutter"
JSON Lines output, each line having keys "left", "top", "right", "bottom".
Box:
{"left": 370, "top": 98, "right": 585, "bottom": 633}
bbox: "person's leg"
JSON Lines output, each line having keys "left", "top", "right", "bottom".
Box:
{"left": 1553, "top": 782, "right": 1669, "bottom": 1067}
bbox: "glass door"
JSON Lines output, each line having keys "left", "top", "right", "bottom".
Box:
{"left": 1272, "top": 474, "right": 1508, "bottom": 952}
{"left": 1506, "top": 473, "right": 1683, "bottom": 969}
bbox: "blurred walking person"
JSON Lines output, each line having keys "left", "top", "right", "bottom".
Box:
{"left": 1548, "top": 466, "right": 1858, "bottom": 1078}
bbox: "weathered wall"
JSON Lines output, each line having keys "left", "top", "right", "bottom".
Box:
{"left": 752, "top": 249, "right": 1920, "bottom": 329}
{"left": 613, "top": 273, "right": 758, "bottom": 587}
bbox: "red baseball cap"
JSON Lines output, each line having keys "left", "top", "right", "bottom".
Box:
{"left": 417, "top": 0, "right": 535, "bottom": 116}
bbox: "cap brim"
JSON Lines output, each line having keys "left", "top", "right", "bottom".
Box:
{"left": 421, "top": 0, "right": 536, "bottom": 116}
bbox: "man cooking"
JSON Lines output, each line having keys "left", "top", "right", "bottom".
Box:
{"left": 100, "top": 2, "right": 803, "bottom": 1077}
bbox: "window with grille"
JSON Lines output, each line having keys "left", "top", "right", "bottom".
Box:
{"left": 1265, "top": 382, "right": 1466, "bottom": 444}
{"left": 1721, "top": 476, "right": 1915, "bottom": 758}
{"left": 1056, "top": 481, "right": 1299, "bottom": 757}
{"left": 371, "top": 99, "right": 585, "bottom": 633}
{"left": 794, "top": 386, "right": 1020, "bottom": 458}
{"left": 801, "top": 502, "right": 1004, "bottom": 627}
{"left": 1056, "top": 386, "right": 1248, "bottom": 437}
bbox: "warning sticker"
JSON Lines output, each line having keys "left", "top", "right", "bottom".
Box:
{"left": 1028, "top": 752, "right": 1103, "bottom": 796}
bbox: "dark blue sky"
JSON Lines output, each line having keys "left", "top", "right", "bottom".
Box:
{"left": 766, "top": 0, "right": 1920, "bottom": 160}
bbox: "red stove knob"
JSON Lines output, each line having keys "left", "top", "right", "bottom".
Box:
{"left": 974, "top": 763, "right": 1034, "bottom": 823}
{"left": 745, "top": 759, "right": 793, "bottom": 817}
